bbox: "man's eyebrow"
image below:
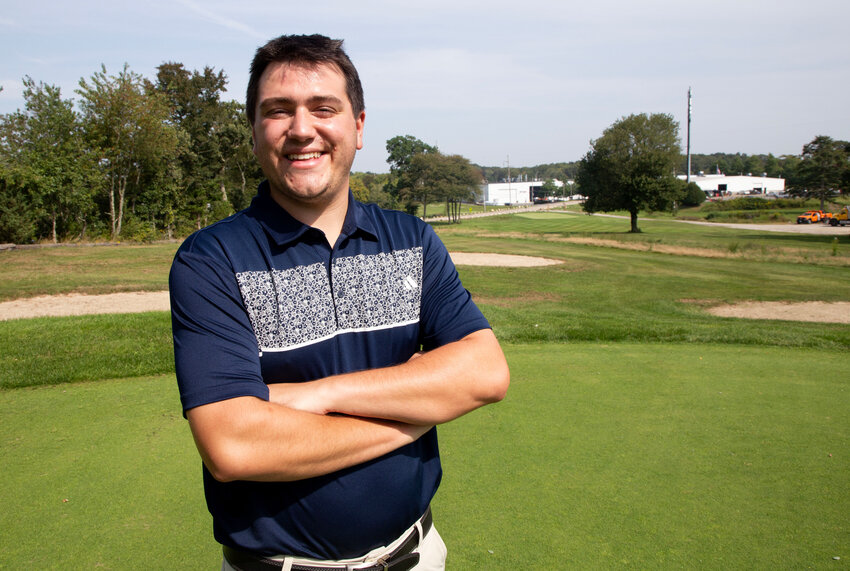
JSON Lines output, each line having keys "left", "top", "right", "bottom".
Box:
{"left": 259, "top": 95, "right": 345, "bottom": 109}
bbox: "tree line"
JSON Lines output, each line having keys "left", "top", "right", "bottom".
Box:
{"left": 2, "top": 63, "right": 847, "bottom": 243}
{"left": 0, "top": 64, "right": 485, "bottom": 243}
{"left": 1, "top": 64, "right": 266, "bottom": 244}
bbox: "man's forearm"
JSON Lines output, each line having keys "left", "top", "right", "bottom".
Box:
{"left": 269, "top": 329, "right": 510, "bottom": 425}
{"left": 187, "top": 396, "right": 432, "bottom": 482}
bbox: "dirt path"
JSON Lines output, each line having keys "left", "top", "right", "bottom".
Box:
{"left": 588, "top": 213, "right": 849, "bottom": 235}
{"left": 673, "top": 219, "right": 849, "bottom": 235}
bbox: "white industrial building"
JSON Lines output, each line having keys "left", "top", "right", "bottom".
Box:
{"left": 678, "top": 174, "right": 785, "bottom": 196}
{"left": 482, "top": 179, "right": 568, "bottom": 205}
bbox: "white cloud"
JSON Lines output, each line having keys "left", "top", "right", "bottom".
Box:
{"left": 174, "top": 0, "right": 266, "bottom": 40}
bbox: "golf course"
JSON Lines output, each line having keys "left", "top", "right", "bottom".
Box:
{"left": 1, "top": 210, "right": 848, "bottom": 568}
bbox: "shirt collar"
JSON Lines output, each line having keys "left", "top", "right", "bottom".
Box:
{"left": 248, "top": 181, "right": 378, "bottom": 247}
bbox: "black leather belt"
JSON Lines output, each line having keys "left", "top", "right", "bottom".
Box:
{"left": 223, "top": 507, "right": 433, "bottom": 571}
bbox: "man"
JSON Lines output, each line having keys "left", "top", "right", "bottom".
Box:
{"left": 170, "top": 34, "right": 509, "bottom": 571}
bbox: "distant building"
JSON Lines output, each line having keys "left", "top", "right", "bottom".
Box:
{"left": 678, "top": 174, "right": 785, "bottom": 196}
{"left": 482, "top": 179, "right": 570, "bottom": 205}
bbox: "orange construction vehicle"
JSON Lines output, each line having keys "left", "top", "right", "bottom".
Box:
{"left": 796, "top": 210, "right": 832, "bottom": 224}
{"left": 828, "top": 206, "right": 850, "bottom": 227}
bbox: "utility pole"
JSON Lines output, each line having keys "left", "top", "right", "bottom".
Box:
{"left": 686, "top": 87, "right": 692, "bottom": 184}
{"left": 505, "top": 155, "right": 513, "bottom": 204}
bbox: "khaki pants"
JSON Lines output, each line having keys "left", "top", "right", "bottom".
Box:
{"left": 221, "top": 522, "right": 447, "bottom": 571}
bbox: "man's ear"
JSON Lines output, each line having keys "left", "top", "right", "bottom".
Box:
{"left": 355, "top": 111, "right": 365, "bottom": 150}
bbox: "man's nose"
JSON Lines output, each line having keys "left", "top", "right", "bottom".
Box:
{"left": 288, "top": 108, "right": 316, "bottom": 140}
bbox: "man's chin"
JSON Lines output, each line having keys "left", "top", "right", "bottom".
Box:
{"left": 270, "top": 180, "right": 347, "bottom": 208}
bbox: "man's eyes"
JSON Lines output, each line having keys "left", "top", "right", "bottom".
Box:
{"left": 266, "top": 108, "right": 292, "bottom": 117}
{"left": 266, "top": 107, "right": 337, "bottom": 118}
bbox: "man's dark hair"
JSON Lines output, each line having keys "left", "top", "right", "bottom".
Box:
{"left": 246, "top": 34, "right": 364, "bottom": 125}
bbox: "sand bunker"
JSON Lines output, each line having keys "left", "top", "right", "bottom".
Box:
{"left": 0, "top": 291, "right": 171, "bottom": 320}
{"left": 449, "top": 252, "right": 561, "bottom": 267}
{"left": 0, "top": 252, "right": 562, "bottom": 320}
{"left": 705, "top": 301, "right": 850, "bottom": 324}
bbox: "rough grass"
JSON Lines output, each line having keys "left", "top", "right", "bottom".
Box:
{"left": 0, "top": 242, "right": 178, "bottom": 301}
{"left": 0, "top": 312, "right": 174, "bottom": 389}
{"left": 436, "top": 212, "right": 850, "bottom": 266}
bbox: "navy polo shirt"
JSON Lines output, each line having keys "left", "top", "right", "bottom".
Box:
{"left": 169, "top": 182, "right": 490, "bottom": 559}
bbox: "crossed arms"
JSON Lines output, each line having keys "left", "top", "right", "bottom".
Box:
{"left": 187, "top": 328, "right": 509, "bottom": 483}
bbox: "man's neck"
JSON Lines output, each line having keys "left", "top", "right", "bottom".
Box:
{"left": 269, "top": 188, "right": 349, "bottom": 247}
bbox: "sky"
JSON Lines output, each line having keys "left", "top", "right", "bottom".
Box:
{"left": 1, "top": 0, "right": 848, "bottom": 174}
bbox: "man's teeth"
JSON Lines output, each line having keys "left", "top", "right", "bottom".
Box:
{"left": 287, "top": 152, "right": 322, "bottom": 161}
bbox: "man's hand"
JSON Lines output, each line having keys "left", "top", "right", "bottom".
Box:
{"left": 268, "top": 350, "right": 425, "bottom": 414}
{"left": 269, "top": 328, "right": 509, "bottom": 426}
{"left": 269, "top": 382, "right": 331, "bottom": 415}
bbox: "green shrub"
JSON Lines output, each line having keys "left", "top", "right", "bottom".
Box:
{"left": 680, "top": 182, "right": 706, "bottom": 207}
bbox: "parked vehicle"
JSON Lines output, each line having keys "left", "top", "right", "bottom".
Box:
{"left": 828, "top": 206, "right": 850, "bottom": 227}
{"left": 796, "top": 210, "right": 831, "bottom": 224}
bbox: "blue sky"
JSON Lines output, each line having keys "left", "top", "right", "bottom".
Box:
{"left": 1, "top": 0, "right": 848, "bottom": 173}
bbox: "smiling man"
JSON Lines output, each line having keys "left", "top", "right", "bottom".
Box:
{"left": 169, "top": 34, "right": 509, "bottom": 571}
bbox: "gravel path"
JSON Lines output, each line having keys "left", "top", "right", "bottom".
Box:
{"left": 672, "top": 219, "right": 849, "bottom": 235}
{"left": 586, "top": 212, "right": 849, "bottom": 235}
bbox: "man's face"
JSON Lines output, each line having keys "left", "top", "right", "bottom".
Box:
{"left": 251, "top": 62, "right": 364, "bottom": 209}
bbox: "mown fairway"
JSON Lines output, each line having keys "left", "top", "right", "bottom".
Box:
{"left": 1, "top": 213, "right": 848, "bottom": 568}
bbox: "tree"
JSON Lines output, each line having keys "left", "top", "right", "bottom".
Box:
{"left": 764, "top": 153, "right": 782, "bottom": 178}
{"left": 743, "top": 154, "right": 764, "bottom": 176}
{"left": 349, "top": 175, "right": 370, "bottom": 202}
{"left": 0, "top": 78, "right": 95, "bottom": 242}
{"left": 397, "top": 152, "right": 441, "bottom": 217}
{"left": 438, "top": 154, "right": 481, "bottom": 223}
{"left": 577, "top": 113, "right": 683, "bottom": 233}
{"left": 77, "top": 64, "right": 179, "bottom": 239}
{"left": 0, "top": 115, "right": 41, "bottom": 243}
{"left": 680, "top": 181, "right": 706, "bottom": 207}
{"left": 385, "top": 135, "right": 438, "bottom": 208}
{"left": 385, "top": 135, "right": 438, "bottom": 173}
{"left": 779, "top": 154, "right": 802, "bottom": 189}
{"left": 0, "top": 97, "right": 42, "bottom": 243}
{"left": 396, "top": 152, "right": 480, "bottom": 221}
{"left": 541, "top": 179, "right": 560, "bottom": 199}
{"left": 214, "top": 101, "right": 259, "bottom": 214}
{"left": 351, "top": 171, "right": 393, "bottom": 208}
{"left": 790, "top": 135, "right": 849, "bottom": 209}
{"left": 150, "top": 63, "right": 240, "bottom": 227}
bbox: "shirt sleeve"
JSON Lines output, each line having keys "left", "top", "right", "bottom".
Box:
{"left": 170, "top": 240, "right": 269, "bottom": 414}
{"left": 418, "top": 223, "right": 491, "bottom": 350}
